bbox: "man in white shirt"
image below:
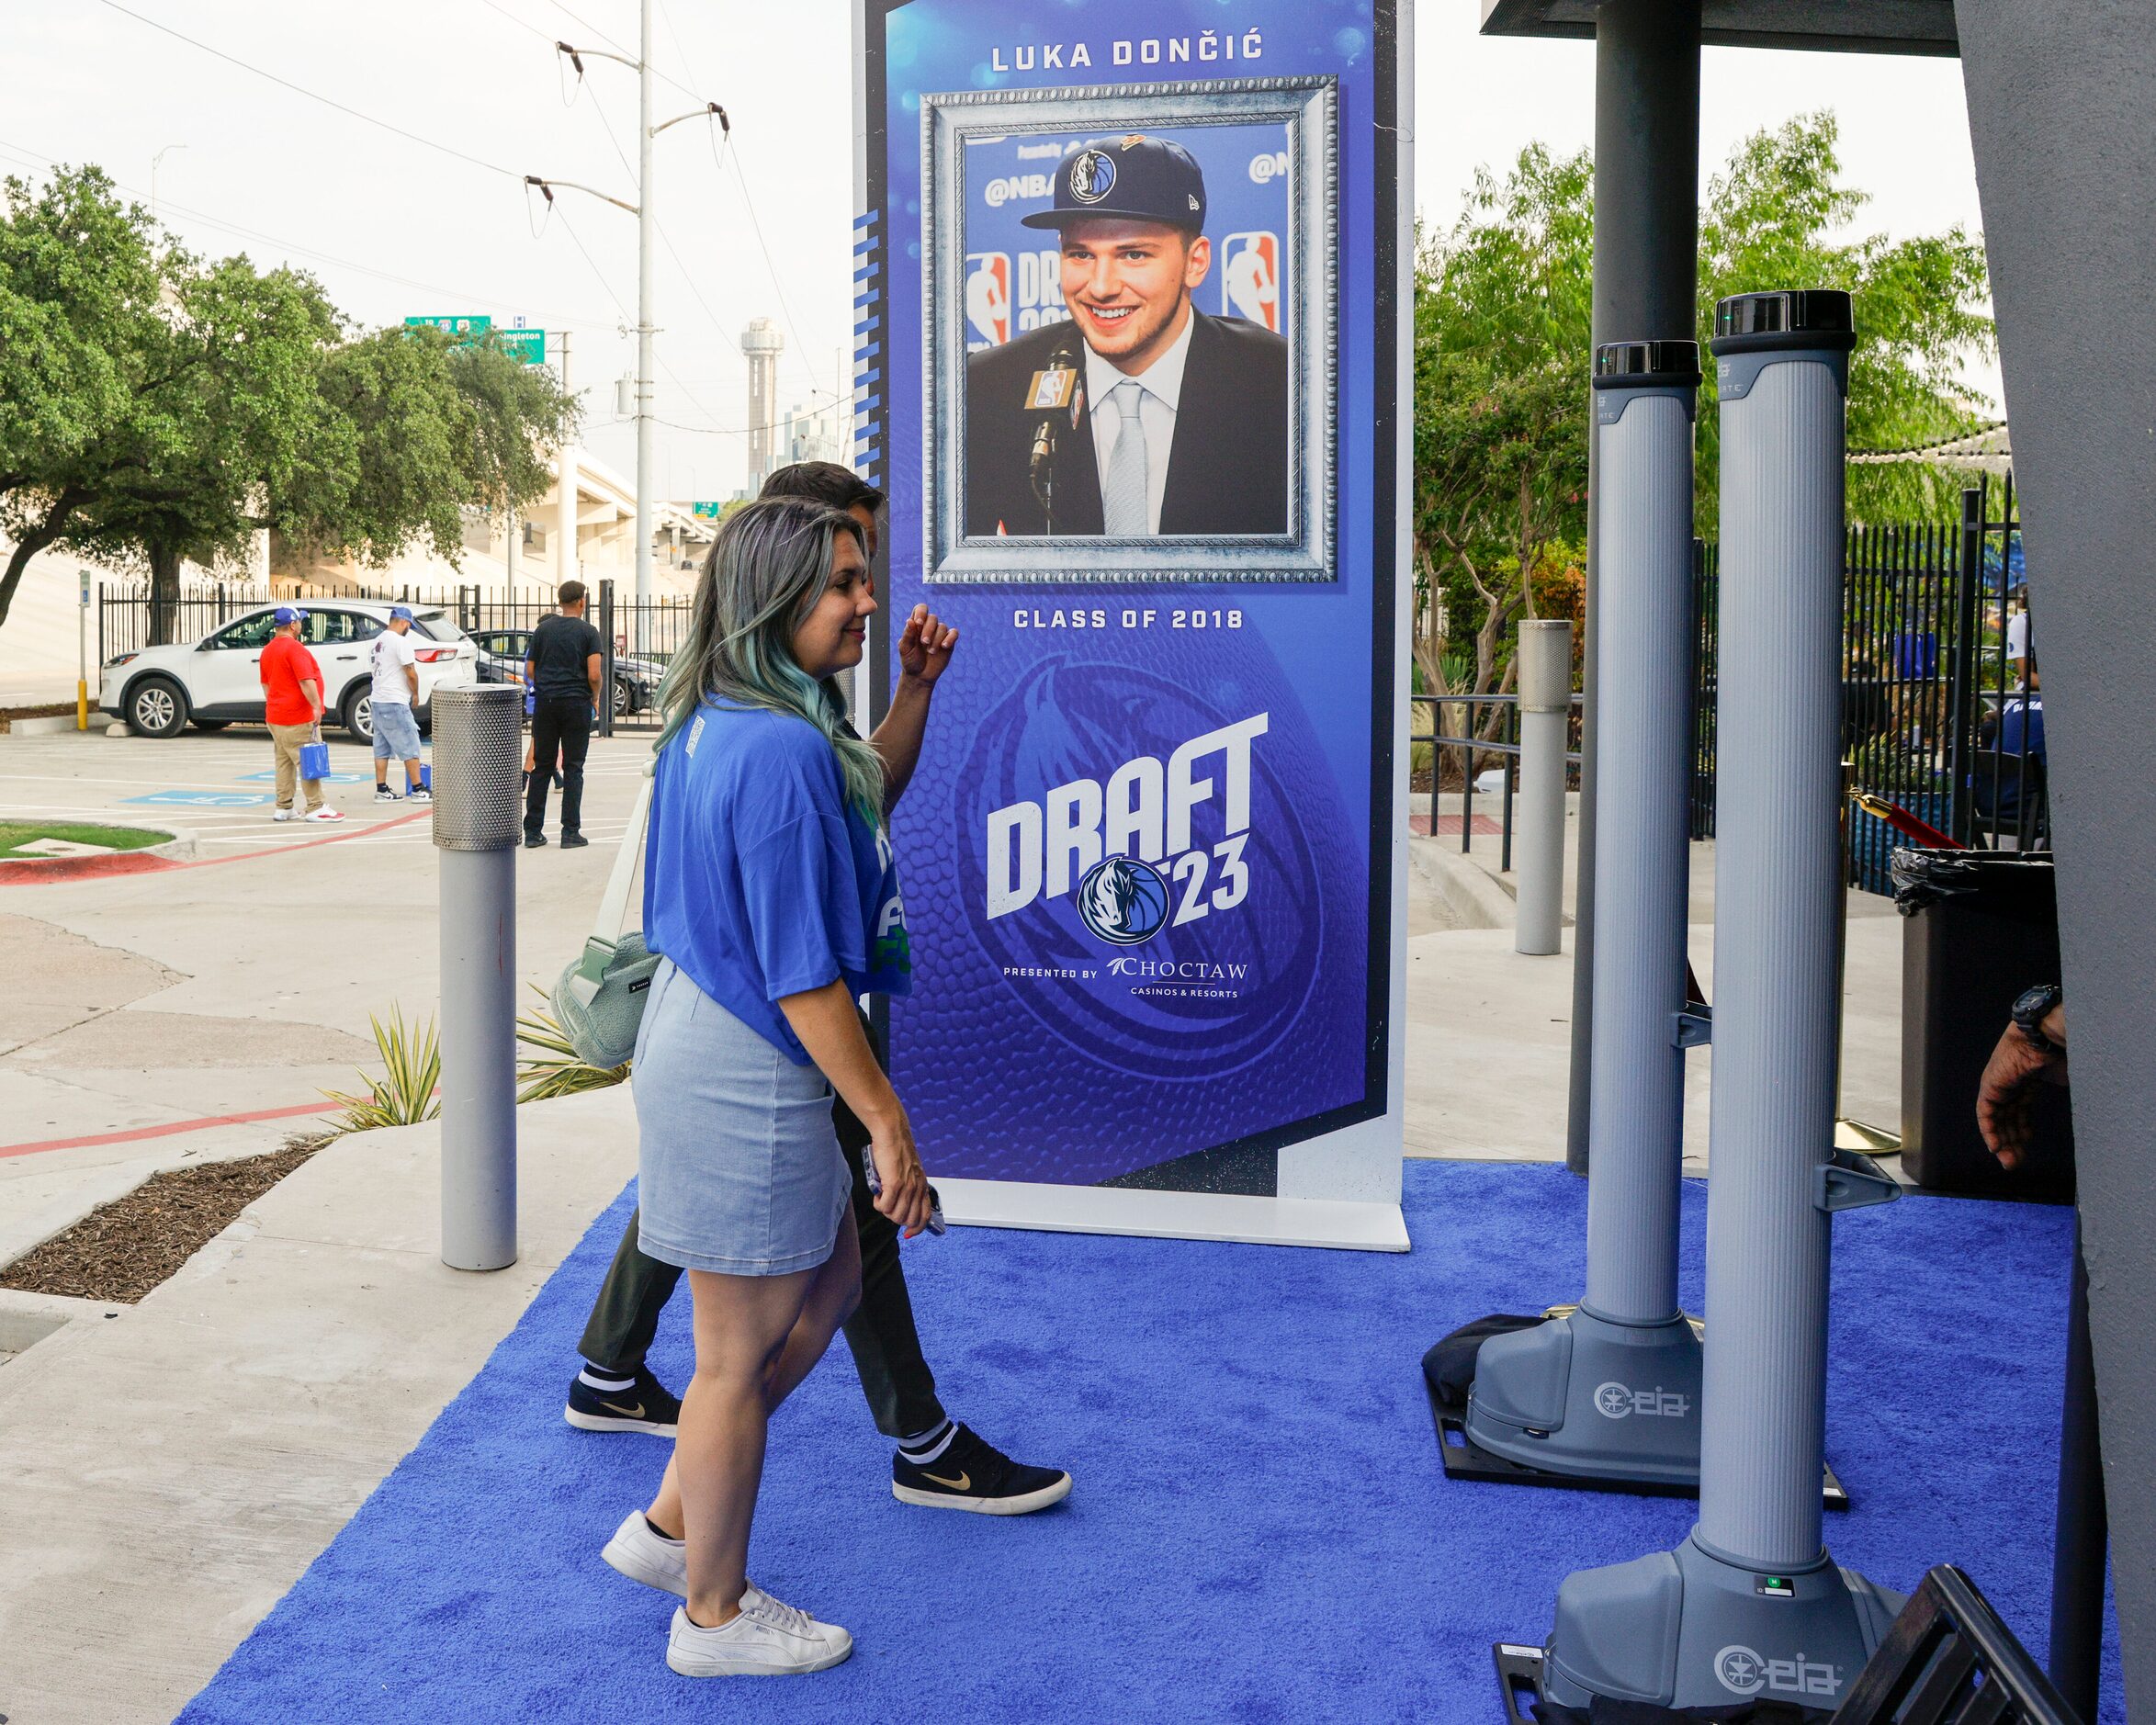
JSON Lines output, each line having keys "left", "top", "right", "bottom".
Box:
{"left": 963, "top": 135, "right": 1289, "bottom": 538}
{"left": 369, "top": 607, "right": 432, "bottom": 804}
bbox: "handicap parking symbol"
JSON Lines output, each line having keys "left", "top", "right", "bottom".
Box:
{"left": 125, "top": 790, "right": 275, "bottom": 807}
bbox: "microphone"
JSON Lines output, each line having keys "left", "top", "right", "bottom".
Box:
{"left": 1026, "top": 321, "right": 1085, "bottom": 529}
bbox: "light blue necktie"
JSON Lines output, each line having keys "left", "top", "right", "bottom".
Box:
{"left": 1101, "top": 378, "right": 1149, "bottom": 536}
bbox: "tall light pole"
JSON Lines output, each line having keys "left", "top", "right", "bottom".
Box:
{"left": 636, "top": 0, "right": 655, "bottom": 629}
{"left": 528, "top": 14, "right": 725, "bottom": 646}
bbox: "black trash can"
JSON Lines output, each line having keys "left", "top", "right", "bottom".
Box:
{"left": 1895, "top": 849, "right": 2074, "bottom": 1201}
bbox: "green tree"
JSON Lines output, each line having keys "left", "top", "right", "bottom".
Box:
{"left": 0, "top": 167, "right": 578, "bottom": 641}
{"left": 1413, "top": 113, "right": 1994, "bottom": 710}
{"left": 1695, "top": 115, "right": 1993, "bottom": 524}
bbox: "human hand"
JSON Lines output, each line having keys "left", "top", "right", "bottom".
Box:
{"left": 867, "top": 1109, "right": 934, "bottom": 1237}
{"left": 896, "top": 603, "right": 958, "bottom": 688}
{"left": 1975, "top": 1020, "right": 2068, "bottom": 1168}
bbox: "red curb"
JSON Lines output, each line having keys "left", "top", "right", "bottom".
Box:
{"left": 0, "top": 809, "right": 431, "bottom": 885}
{"left": 0, "top": 1100, "right": 340, "bottom": 1161}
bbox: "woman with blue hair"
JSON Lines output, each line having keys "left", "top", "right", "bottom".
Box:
{"left": 610, "top": 495, "right": 933, "bottom": 1676}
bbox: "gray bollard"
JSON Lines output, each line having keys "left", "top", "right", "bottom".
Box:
{"left": 1463, "top": 344, "right": 1707, "bottom": 1492}
{"left": 1540, "top": 291, "right": 1904, "bottom": 1714}
{"left": 1513, "top": 619, "right": 1573, "bottom": 956}
{"left": 432, "top": 683, "right": 523, "bottom": 1272}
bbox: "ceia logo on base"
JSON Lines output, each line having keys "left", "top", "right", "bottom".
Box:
{"left": 1593, "top": 1382, "right": 1692, "bottom": 1419}
{"left": 1077, "top": 856, "right": 1170, "bottom": 945}
{"left": 1714, "top": 1646, "right": 1841, "bottom": 1699}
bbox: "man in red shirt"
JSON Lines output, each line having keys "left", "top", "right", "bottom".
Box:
{"left": 259, "top": 607, "right": 343, "bottom": 823}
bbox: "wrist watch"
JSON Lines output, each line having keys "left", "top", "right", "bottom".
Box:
{"left": 2011, "top": 983, "right": 2064, "bottom": 1055}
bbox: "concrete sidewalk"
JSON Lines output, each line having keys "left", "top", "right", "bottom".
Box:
{"left": 0, "top": 1087, "right": 638, "bottom": 1725}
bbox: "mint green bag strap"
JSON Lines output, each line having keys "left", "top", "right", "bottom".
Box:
{"left": 566, "top": 769, "right": 653, "bottom": 1004}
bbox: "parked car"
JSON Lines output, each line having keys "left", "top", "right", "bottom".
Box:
{"left": 468, "top": 626, "right": 663, "bottom": 717}
{"left": 100, "top": 603, "right": 480, "bottom": 743}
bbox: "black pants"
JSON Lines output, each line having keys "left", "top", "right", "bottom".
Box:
{"left": 576, "top": 1018, "right": 945, "bottom": 1442}
{"left": 525, "top": 697, "right": 592, "bottom": 837}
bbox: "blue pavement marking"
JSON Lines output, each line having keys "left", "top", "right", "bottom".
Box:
{"left": 235, "top": 772, "right": 369, "bottom": 784}
{"left": 124, "top": 791, "right": 275, "bottom": 807}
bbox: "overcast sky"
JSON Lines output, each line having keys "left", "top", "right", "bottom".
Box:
{"left": 4, "top": 3, "right": 1989, "bottom": 501}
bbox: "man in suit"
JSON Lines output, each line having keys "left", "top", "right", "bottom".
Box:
{"left": 964, "top": 134, "right": 1290, "bottom": 538}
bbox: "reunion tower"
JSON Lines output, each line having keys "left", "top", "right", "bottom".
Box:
{"left": 741, "top": 317, "right": 785, "bottom": 490}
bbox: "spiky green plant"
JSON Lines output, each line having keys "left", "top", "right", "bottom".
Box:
{"left": 322, "top": 1008, "right": 442, "bottom": 1133}
{"left": 515, "top": 986, "right": 631, "bottom": 1103}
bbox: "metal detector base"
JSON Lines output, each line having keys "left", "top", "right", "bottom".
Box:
{"left": 1494, "top": 1643, "right": 1546, "bottom": 1725}
{"left": 1428, "top": 1381, "right": 1850, "bottom": 1509}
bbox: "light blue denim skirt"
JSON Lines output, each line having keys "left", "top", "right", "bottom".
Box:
{"left": 630, "top": 958, "right": 852, "bottom": 1276}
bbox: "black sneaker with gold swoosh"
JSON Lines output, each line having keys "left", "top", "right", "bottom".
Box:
{"left": 564, "top": 1366, "right": 683, "bottom": 1437}
{"left": 890, "top": 1425, "right": 1072, "bottom": 1516}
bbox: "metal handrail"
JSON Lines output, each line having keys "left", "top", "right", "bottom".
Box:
{"left": 1410, "top": 690, "right": 1584, "bottom": 868}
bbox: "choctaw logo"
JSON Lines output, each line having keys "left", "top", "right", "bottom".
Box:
{"left": 1076, "top": 855, "right": 1170, "bottom": 946}
{"left": 1067, "top": 149, "right": 1116, "bottom": 204}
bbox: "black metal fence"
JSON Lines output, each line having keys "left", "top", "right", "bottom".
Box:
{"left": 1690, "top": 477, "right": 2039, "bottom": 891}
{"left": 96, "top": 577, "right": 699, "bottom": 738}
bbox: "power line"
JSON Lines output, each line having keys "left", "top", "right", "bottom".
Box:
{"left": 0, "top": 134, "right": 614, "bottom": 327}
{"left": 96, "top": 1, "right": 526, "bottom": 183}
{"left": 550, "top": 201, "right": 631, "bottom": 322}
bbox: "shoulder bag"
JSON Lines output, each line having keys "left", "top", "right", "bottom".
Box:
{"left": 549, "top": 767, "right": 660, "bottom": 1069}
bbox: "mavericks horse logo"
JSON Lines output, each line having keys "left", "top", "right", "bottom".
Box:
{"left": 1077, "top": 855, "right": 1169, "bottom": 946}
{"left": 1067, "top": 149, "right": 1116, "bottom": 205}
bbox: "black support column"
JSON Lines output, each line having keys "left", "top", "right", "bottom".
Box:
{"left": 1568, "top": 0, "right": 1702, "bottom": 1172}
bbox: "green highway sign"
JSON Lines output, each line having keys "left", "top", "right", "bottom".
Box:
{"left": 403, "top": 317, "right": 547, "bottom": 365}
{"left": 691, "top": 502, "right": 726, "bottom": 519}
{"left": 405, "top": 314, "right": 492, "bottom": 337}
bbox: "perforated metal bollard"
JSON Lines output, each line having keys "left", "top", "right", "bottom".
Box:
{"left": 1513, "top": 620, "right": 1573, "bottom": 956}
{"left": 432, "top": 684, "right": 522, "bottom": 1271}
{"left": 1583, "top": 340, "right": 1700, "bottom": 1334}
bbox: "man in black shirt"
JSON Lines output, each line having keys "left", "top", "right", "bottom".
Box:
{"left": 524, "top": 581, "right": 604, "bottom": 850}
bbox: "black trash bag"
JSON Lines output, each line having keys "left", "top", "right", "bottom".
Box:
{"left": 1889, "top": 845, "right": 1984, "bottom": 915}
{"left": 1422, "top": 1313, "right": 1544, "bottom": 1412}
{"left": 1536, "top": 1694, "right": 1825, "bottom": 1724}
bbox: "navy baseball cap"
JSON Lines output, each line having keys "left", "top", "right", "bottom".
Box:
{"left": 274, "top": 605, "right": 308, "bottom": 624}
{"left": 1021, "top": 135, "right": 1207, "bottom": 234}
{"left": 389, "top": 605, "right": 414, "bottom": 621}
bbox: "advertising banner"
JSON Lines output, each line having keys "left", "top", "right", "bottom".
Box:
{"left": 855, "top": 0, "right": 1407, "bottom": 1246}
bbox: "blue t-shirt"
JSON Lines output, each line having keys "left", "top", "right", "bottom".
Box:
{"left": 644, "top": 702, "right": 909, "bottom": 1064}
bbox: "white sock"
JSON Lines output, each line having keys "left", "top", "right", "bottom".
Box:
{"left": 897, "top": 1418, "right": 957, "bottom": 1465}
{"left": 579, "top": 1364, "right": 637, "bottom": 1393}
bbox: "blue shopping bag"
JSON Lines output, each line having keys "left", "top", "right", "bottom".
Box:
{"left": 299, "top": 739, "right": 331, "bottom": 782}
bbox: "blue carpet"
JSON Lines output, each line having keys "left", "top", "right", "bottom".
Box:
{"left": 179, "top": 1162, "right": 2120, "bottom": 1723}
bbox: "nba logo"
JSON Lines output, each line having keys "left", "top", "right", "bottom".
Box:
{"left": 1221, "top": 232, "right": 1282, "bottom": 333}
{"left": 965, "top": 252, "right": 1012, "bottom": 348}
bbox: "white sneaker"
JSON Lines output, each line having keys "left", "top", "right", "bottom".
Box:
{"left": 601, "top": 1510, "right": 685, "bottom": 1597}
{"left": 303, "top": 807, "right": 345, "bottom": 823}
{"left": 271, "top": 808, "right": 295, "bottom": 822}
{"left": 666, "top": 1593, "right": 852, "bottom": 1677}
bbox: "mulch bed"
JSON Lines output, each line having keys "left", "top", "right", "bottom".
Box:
{"left": 0, "top": 1137, "right": 330, "bottom": 1303}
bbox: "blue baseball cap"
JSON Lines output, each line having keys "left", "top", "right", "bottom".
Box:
{"left": 389, "top": 605, "right": 414, "bottom": 622}
{"left": 274, "top": 605, "right": 308, "bottom": 625}
{"left": 1021, "top": 135, "right": 1207, "bottom": 235}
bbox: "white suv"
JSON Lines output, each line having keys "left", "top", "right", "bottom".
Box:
{"left": 100, "top": 603, "right": 480, "bottom": 743}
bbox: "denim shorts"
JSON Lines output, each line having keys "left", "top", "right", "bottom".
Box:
{"left": 631, "top": 958, "right": 852, "bottom": 1277}
{"left": 371, "top": 700, "right": 423, "bottom": 761}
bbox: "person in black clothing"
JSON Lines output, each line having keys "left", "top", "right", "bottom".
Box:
{"left": 963, "top": 134, "right": 1290, "bottom": 538}
{"left": 567, "top": 460, "right": 1072, "bottom": 1517}
{"left": 524, "top": 581, "right": 604, "bottom": 850}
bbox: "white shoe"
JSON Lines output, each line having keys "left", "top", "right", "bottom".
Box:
{"left": 666, "top": 1593, "right": 852, "bottom": 1677}
{"left": 303, "top": 806, "right": 345, "bottom": 823}
{"left": 271, "top": 808, "right": 295, "bottom": 822}
{"left": 602, "top": 1510, "right": 685, "bottom": 1597}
